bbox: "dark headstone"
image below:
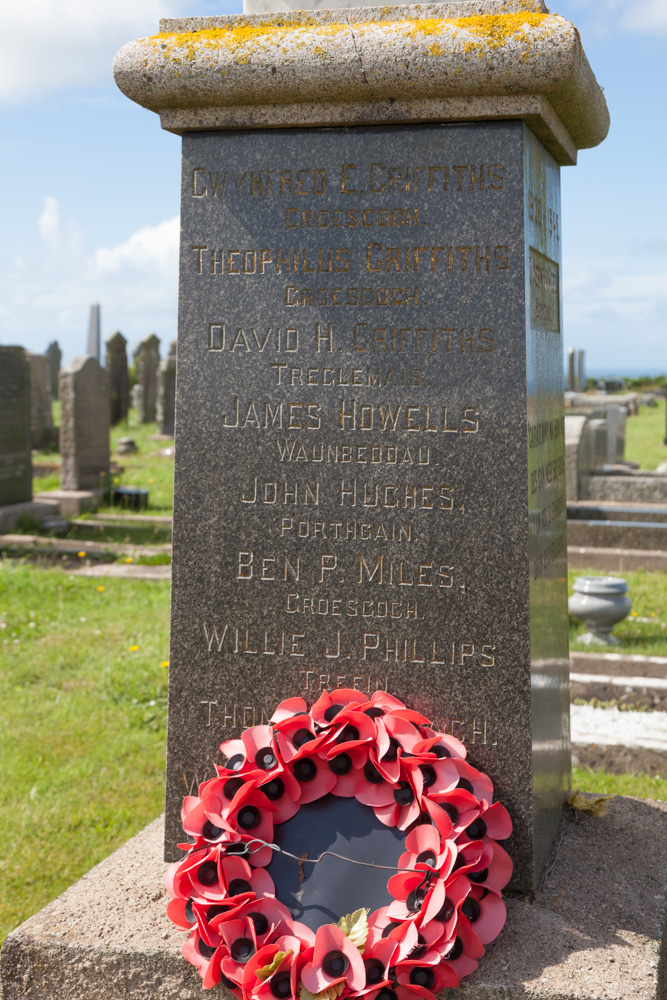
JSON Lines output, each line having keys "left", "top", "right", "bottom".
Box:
{"left": 157, "top": 356, "right": 176, "bottom": 436}
{"left": 87, "top": 303, "right": 101, "bottom": 362}
{"left": 105, "top": 331, "right": 130, "bottom": 425}
{"left": 44, "top": 341, "right": 62, "bottom": 399}
{"left": 137, "top": 334, "right": 160, "bottom": 423}
{"left": 164, "top": 122, "right": 569, "bottom": 892}
{"left": 27, "top": 353, "right": 55, "bottom": 450}
{"left": 59, "top": 357, "right": 110, "bottom": 490}
{"left": 0, "top": 346, "right": 32, "bottom": 504}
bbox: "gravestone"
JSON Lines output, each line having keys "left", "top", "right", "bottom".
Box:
{"left": 132, "top": 383, "right": 143, "bottom": 412}
{"left": 576, "top": 349, "right": 585, "bottom": 392}
{"left": 106, "top": 331, "right": 130, "bottom": 425}
{"left": 605, "top": 404, "right": 627, "bottom": 465}
{"left": 87, "top": 303, "right": 101, "bottom": 362}
{"left": 44, "top": 341, "right": 62, "bottom": 399}
{"left": 111, "top": 0, "right": 610, "bottom": 895}
{"left": 156, "top": 345, "right": 177, "bottom": 436}
{"left": 0, "top": 347, "right": 32, "bottom": 505}
{"left": 137, "top": 334, "right": 160, "bottom": 423}
{"left": 27, "top": 353, "right": 55, "bottom": 450}
{"left": 59, "top": 357, "right": 110, "bottom": 490}
{"left": 566, "top": 346, "right": 575, "bottom": 391}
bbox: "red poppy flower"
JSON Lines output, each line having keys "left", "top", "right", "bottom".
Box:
{"left": 273, "top": 714, "right": 328, "bottom": 764}
{"left": 356, "top": 937, "right": 399, "bottom": 997}
{"left": 459, "top": 801, "right": 512, "bottom": 845}
{"left": 436, "top": 910, "right": 484, "bottom": 978}
{"left": 270, "top": 697, "right": 308, "bottom": 724}
{"left": 242, "top": 935, "right": 306, "bottom": 1000}
{"left": 288, "top": 753, "right": 336, "bottom": 804}
{"left": 457, "top": 885, "right": 507, "bottom": 944}
{"left": 309, "top": 688, "right": 366, "bottom": 730}
{"left": 398, "top": 825, "right": 456, "bottom": 876}
{"left": 321, "top": 745, "right": 367, "bottom": 797}
{"left": 301, "top": 923, "right": 366, "bottom": 994}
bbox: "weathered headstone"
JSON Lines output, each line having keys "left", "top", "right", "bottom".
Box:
{"left": 44, "top": 341, "right": 62, "bottom": 399}
{"left": 156, "top": 353, "right": 176, "bottom": 436}
{"left": 0, "top": 347, "right": 32, "bottom": 505}
{"left": 105, "top": 331, "right": 130, "bottom": 425}
{"left": 27, "top": 353, "right": 55, "bottom": 450}
{"left": 111, "top": 0, "right": 609, "bottom": 895}
{"left": 132, "top": 383, "right": 143, "bottom": 412}
{"left": 605, "top": 404, "right": 627, "bottom": 465}
{"left": 576, "top": 349, "right": 585, "bottom": 392}
{"left": 566, "top": 346, "right": 575, "bottom": 391}
{"left": 87, "top": 303, "right": 101, "bottom": 362}
{"left": 59, "top": 357, "right": 110, "bottom": 490}
{"left": 137, "top": 334, "right": 160, "bottom": 423}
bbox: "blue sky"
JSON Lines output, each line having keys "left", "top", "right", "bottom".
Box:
{"left": 0, "top": 0, "right": 665, "bottom": 374}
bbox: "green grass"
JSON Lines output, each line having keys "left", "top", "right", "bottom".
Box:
{"left": 0, "top": 559, "right": 170, "bottom": 944}
{"left": 572, "top": 766, "right": 667, "bottom": 801}
{"left": 569, "top": 566, "right": 667, "bottom": 655}
{"left": 625, "top": 396, "right": 667, "bottom": 470}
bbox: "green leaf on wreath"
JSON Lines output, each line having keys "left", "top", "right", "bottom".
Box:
{"left": 256, "top": 950, "right": 291, "bottom": 981}
{"left": 337, "top": 907, "right": 369, "bottom": 953}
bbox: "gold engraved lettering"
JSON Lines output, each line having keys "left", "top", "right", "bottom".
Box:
{"left": 337, "top": 399, "right": 479, "bottom": 434}
{"left": 276, "top": 439, "right": 431, "bottom": 466}
{"left": 279, "top": 518, "right": 412, "bottom": 542}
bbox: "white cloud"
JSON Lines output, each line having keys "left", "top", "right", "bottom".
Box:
{"left": 0, "top": 196, "right": 178, "bottom": 361}
{"left": 563, "top": 0, "right": 667, "bottom": 35}
{"left": 0, "top": 0, "right": 209, "bottom": 103}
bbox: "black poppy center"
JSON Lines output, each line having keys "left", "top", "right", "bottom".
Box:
{"left": 435, "top": 897, "right": 455, "bottom": 922}
{"left": 238, "top": 806, "right": 261, "bottom": 830}
{"left": 270, "top": 971, "right": 292, "bottom": 999}
{"left": 364, "top": 959, "right": 385, "bottom": 985}
{"left": 184, "top": 898, "right": 195, "bottom": 923}
{"left": 461, "top": 897, "right": 481, "bottom": 922}
{"left": 410, "top": 967, "right": 435, "bottom": 990}
{"left": 224, "top": 777, "right": 244, "bottom": 800}
{"left": 416, "top": 849, "right": 437, "bottom": 866}
{"left": 247, "top": 911, "right": 269, "bottom": 935}
{"left": 381, "top": 921, "right": 402, "bottom": 938}
{"left": 419, "top": 764, "right": 436, "bottom": 788}
{"left": 382, "top": 737, "right": 400, "bottom": 762}
{"left": 394, "top": 781, "right": 414, "bottom": 806}
{"left": 329, "top": 753, "right": 352, "bottom": 776}
{"left": 324, "top": 704, "right": 345, "bottom": 722}
{"left": 442, "top": 803, "right": 459, "bottom": 825}
{"left": 255, "top": 747, "right": 278, "bottom": 771}
{"left": 457, "top": 776, "right": 474, "bottom": 793}
{"left": 207, "top": 904, "right": 227, "bottom": 921}
{"left": 263, "top": 777, "right": 285, "bottom": 801}
{"left": 322, "top": 950, "right": 349, "bottom": 978}
{"left": 364, "top": 706, "right": 385, "bottom": 719}
{"left": 202, "top": 820, "right": 224, "bottom": 841}
{"left": 293, "top": 728, "right": 315, "bottom": 748}
{"left": 337, "top": 725, "right": 359, "bottom": 744}
{"left": 228, "top": 878, "right": 252, "bottom": 896}
{"left": 197, "top": 937, "right": 217, "bottom": 959}
{"left": 376, "top": 989, "right": 397, "bottom": 1000}
{"left": 197, "top": 861, "right": 218, "bottom": 886}
{"left": 446, "top": 936, "right": 463, "bottom": 961}
{"left": 467, "top": 818, "right": 487, "bottom": 839}
{"left": 469, "top": 866, "right": 489, "bottom": 884}
{"left": 364, "top": 760, "right": 383, "bottom": 784}
{"left": 433, "top": 744, "right": 451, "bottom": 759}
{"left": 226, "top": 754, "right": 245, "bottom": 771}
{"left": 293, "top": 759, "right": 317, "bottom": 782}
{"left": 230, "top": 937, "right": 255, "bottom": 963}
{"left": 225, "top": 842, "right": 247, "bottom": 856}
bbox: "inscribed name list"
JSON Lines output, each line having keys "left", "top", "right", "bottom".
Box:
{"left": 167, "top": 122, "right": 568, "bottom": 887}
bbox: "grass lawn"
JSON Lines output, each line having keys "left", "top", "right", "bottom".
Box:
{"left": 0, "top": 559, "right": 170, "bottom": 944}
{"left": 625, "top": 396, "right": 667, "bottom": 470}
{"left": 32, "top": 408, "right": 175, "bottom": 514}
{"left": 569, "top": 566, "right": 667, "bottom": 655}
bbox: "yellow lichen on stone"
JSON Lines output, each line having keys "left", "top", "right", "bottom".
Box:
{"left": 400, "top": 13, "right": 555, "bottom": 55}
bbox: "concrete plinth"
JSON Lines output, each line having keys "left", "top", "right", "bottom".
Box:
{"left": 2, "top": 796, "right": 666, "bottom": 1000}
{"left": 0, "top": 500, "right": 60, "bottom": 532}
{"left": 33, "top": 489, "right": 102, "bottom": 518}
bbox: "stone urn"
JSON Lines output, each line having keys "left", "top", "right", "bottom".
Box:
{"left": 568, "top": 576, "right": 632, "bottom": 645}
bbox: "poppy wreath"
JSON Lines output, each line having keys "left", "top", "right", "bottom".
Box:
{"left": 166, "top": 688, "right": 513, "bottom": 996}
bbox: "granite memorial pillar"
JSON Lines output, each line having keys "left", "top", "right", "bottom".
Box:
{"left": 59, "top": 357, "right": 110, "bottom": 490}
{"left": 114, "top": 1, "right": 609, "bottom": 893}
{"left": 0, "top": 347, "right": 32, "bottom": 505}
{"left": 566, "top": 346, "right": 575, "bottom": 392}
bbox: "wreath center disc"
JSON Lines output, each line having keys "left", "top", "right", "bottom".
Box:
{"left": 270, "top": 794, "right": 405, "bottom": 931}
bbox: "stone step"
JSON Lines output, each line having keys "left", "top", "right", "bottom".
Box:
{"left": 0, "top": 533, "right": 171, "bottom": 559}
{"left": 567, "top": 543, "right": 667, "bottom": 572}
{"left": 568, "top": 500, "right": 667, "bottom": 523}
{"left": 567, "top": 518, "right": 667, "bottom": 549}
{"left": 571, "top": 651, "right": 667, "bottom": 678}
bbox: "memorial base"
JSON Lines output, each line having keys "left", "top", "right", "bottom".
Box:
{"left": 33, "top": 489, "right": 102, "bottom": 519}
{"left": 2, "top": 796, "right": 666, "bottom": 1000}
{"left": 0, "top": 500, "right": 60, "bottom": 532}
